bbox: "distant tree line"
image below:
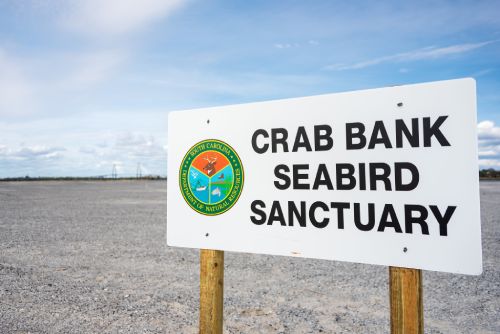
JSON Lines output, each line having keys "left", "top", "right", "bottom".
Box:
{"left": 479, "top": 169, "right": 500, "bottom": 179}
{"left": 1, "top": 171, "right": 499, "bottom": 181}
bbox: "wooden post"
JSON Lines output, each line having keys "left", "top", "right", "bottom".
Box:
{"left": 200, "top": 249, "right": 224, "bottom": 334}
{"left": 389, "top": 267, "right": 423, "bottom": 334}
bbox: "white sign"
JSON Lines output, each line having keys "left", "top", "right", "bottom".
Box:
{"left": 167, "top": 78, "right": 482, "bottom": 275}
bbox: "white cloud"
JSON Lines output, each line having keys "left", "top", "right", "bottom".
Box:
{"left": 64, "top": 50, "right": 127, "bottom": 88}
{"left": 79, "top": 146, "right": 97, "bottom": 154}
{"left": 325, "top": 40, "right": 496, "bottom": 71}
{"left": 274, "top": 43, "right": 299, "bottom": 49}
{"left": 472, "top": 68, "right": 494, "bottom": 77}
{"left": 61, "top": 0, "right": 187, "bottom": 36}
{"left": 0, "top": 145, "right": 65, "bottom": 161}
{"left": 71, "top": 132, "right": 167, "bottom": 177}
{"left": 478, "top": 159, "right": 500, "bottom": 169}
{"left": 478, "top": 120, "right": 500, "bottom": 169}
{"left": 114, "top": 132, "right": 167, "bottom": 159}
{"left": 274, "top": 40, "right": 318, "bottom": 49}
{"left": 479, "top": 150, "right": 497, "bottom": 157}
{"left": 0, "top": 47, "right": 127, "bottom": 118}
{"left": 478, "top": 120, "right": 500, "bottom": 139}
{"left": 0, "top": 49, "right": 35, "bottom": 116}
{"left": 142, "top": 68, "right": 325, "bottom": 101}
{"left": 0, "top": 0, "right": 188, "bottom": 119}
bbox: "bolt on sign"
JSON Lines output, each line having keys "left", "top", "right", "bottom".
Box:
{"left": 167, "top": 78, "right": 482, "bottom": 275}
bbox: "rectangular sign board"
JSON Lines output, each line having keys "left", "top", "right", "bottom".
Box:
{"left": 167, "top": 78, "right": 482, "bottom": 275}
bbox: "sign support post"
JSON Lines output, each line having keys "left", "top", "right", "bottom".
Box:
{"left": 200, "top": 249, "right": 224, "bottom": 334}
{"left": 389, "top": 267, "right": 423, "bottom": 334}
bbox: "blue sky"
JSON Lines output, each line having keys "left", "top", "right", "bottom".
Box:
{"left": 0, "top": 0, "right": 499, "bottom": 177}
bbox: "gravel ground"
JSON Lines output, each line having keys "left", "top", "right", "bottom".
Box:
{"left": 0, "top": 180, "right": 499, "bottom": 333}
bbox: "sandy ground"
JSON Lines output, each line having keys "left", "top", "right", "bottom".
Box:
{"left": 0, "top": 180, "right": 499, "bottom": 333}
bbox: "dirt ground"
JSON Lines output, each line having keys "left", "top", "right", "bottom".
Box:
{"left": 0, "top": 180, "right": 499, "bottom": 333}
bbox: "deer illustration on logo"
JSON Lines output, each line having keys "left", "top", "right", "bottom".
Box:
{"left": 203, "top": 156, "right": 217, "bottom": 176}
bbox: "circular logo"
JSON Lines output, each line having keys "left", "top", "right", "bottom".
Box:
{"left": 179, "top": 139, "right": 244, "bottom": 215}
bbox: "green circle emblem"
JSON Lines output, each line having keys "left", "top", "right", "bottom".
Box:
{"left": 179, "top": 139, "right": 244, "bottom": 215}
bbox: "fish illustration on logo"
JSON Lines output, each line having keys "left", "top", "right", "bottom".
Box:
{"left": 211, "top": 187, "right": 221, "bottom": 197}
{"left": 179, "top": 139, "right": 244, "bottom": 216}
